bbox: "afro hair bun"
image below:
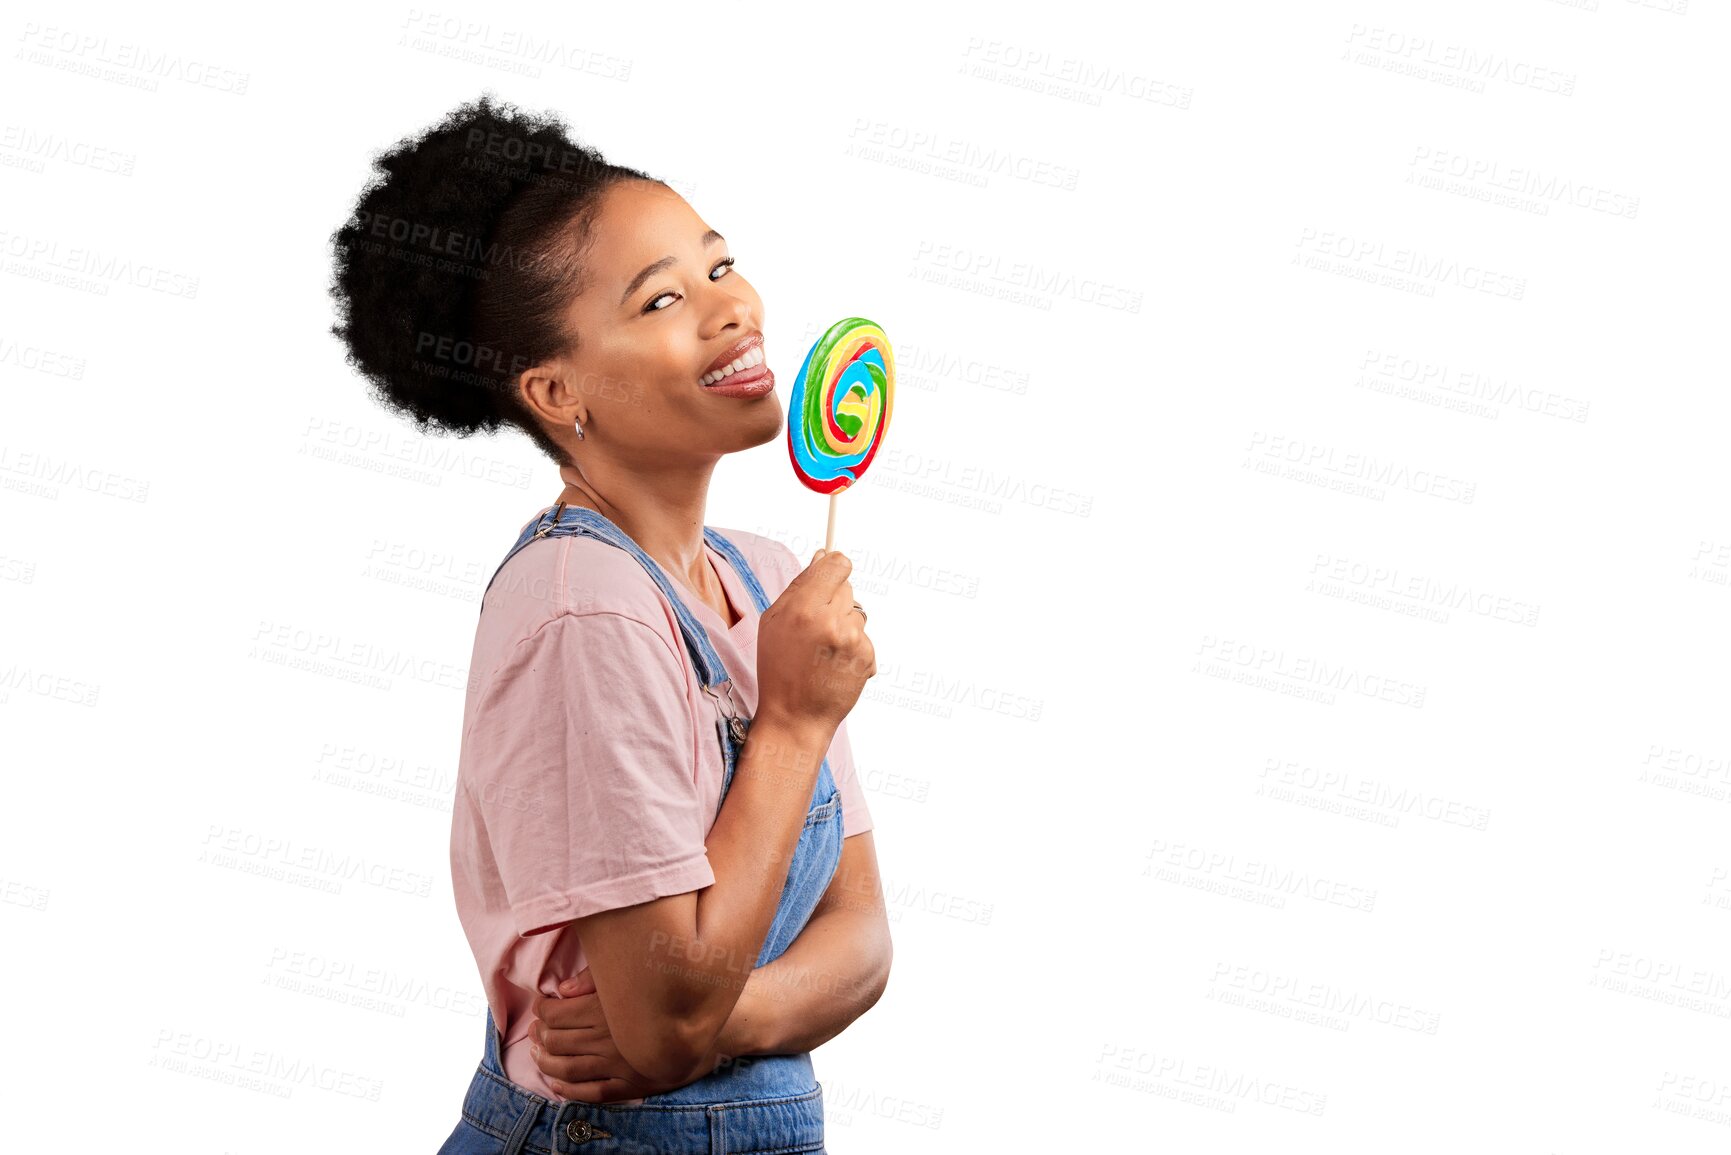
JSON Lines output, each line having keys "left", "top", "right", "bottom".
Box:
{"left": 328, "top": 93, "right": 653, "bottom": 459}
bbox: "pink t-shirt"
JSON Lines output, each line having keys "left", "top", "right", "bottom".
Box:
{"left": 449, "top": 512, "right": 873, "bottom": 1099}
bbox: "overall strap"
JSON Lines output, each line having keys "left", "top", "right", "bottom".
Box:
{"left": 702, "top": 527, "right": 775, "bottom": 615}
{"left": 482, "top": 503, "right": 749, "bottom": 743}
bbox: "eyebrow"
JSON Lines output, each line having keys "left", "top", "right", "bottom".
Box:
{"left": 620, "top": 229, "right": 726, "bottom": 307}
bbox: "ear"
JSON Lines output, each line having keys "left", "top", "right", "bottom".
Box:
{"left": 516, "top": 362, "right": 587, "bottom": 431}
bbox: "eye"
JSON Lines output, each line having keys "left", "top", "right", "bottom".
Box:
{"left": 642, "top": 258, "right": 737, "bottom": 314}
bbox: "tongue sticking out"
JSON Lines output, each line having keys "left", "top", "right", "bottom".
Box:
{"left": 701, "top": 361, "right": 775, "bottom": 397}
{"left": 701, "top": 344, "right": 767, "bottom": 387}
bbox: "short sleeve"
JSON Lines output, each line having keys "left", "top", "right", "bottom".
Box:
{"left": 462, "top": 612, "right": 716, "bottom": 936}
{"left": 827, "top": 715, "right": 875, "bottom": 838}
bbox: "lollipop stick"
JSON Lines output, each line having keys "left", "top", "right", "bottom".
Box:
{"left": 824, "top": 491, "right": 838, "bottom": 553}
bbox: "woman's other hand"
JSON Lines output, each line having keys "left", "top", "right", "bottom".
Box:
{"left": 530, "top": 967, "right": 688, "bottom": 1102}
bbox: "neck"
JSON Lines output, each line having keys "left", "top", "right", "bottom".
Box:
{"left": 555, "top": 455, "right": 717, "bottom": 587}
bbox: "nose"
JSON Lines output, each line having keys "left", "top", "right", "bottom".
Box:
{"left": 705, "top": 280, "right": 753, "bottom": 334}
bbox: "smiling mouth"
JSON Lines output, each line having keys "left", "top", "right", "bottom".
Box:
{"left": 699, "top": 343, "right": 768, "bottom": 387}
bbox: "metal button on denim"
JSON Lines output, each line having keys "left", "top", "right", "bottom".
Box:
{"left": 565, "top": 1118, "right": 609, "bottom": 1143}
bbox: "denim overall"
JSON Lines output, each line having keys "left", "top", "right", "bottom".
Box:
{"left": 437, "top": 503, "right": 845, "bottom": 1155}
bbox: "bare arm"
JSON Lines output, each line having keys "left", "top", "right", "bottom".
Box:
{"left": 715, "top": 830, "right": 892, "bottom": 1055}
{"left": 531, "top": 831, "right": 891, "bottom": 1097}
{"left": 569, "top": 550, "right": 873, "bottom": 1086}
{"left": 571, "top": 712, "right": 834, "bottom": 1084}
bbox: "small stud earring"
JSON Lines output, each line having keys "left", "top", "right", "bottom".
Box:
{"left": 573, "top": 417, "right": 586, "bottom": 441}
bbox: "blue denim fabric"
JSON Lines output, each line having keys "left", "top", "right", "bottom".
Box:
{"left": 436, "top": 504, "right": 843, "bottom": 1154}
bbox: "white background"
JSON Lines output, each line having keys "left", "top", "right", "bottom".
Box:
{"left": 3, "top": 0, "right": 1729, "bottom": 1150}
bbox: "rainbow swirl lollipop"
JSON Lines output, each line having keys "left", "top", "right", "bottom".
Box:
{"left": 786, "top": 317, "right": 895, "bottom": 496}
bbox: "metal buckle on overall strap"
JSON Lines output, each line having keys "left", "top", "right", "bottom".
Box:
{"left": 703, "top": 679, "right": 750, "bottom": 744}
{"left": 533, "top": 501, "right": 568, "bottom": 538}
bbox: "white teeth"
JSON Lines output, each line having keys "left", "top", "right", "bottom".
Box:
{"left": 700, "top": 344, "right": 765, "bottom": 385}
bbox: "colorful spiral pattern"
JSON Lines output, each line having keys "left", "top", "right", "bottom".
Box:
{"left": 786, "top": 317, "right": 895, "bottom": 495}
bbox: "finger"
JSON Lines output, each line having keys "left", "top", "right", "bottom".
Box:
{"left": 540, "top": 1023, "right": 607, "bottom": 1057}
{"left": 550, "top": 1076, "right": 641, "bottom": 1104}
{"left": 826, "top": 571, "right": 857, "bottom": 613}
{"left": 559, "top": 966, "right": 597, "bottom": 997}
{"left": 819, "top": 550, "right": 852, "bottom": 596}
{"left": 533, "top": 1046, "right": 619, "bottom": 1085}
{"left": 546, "top": 1075, "right": 595, "bottom": 1102}
{"left": 786, "top": 548, "right": 851, "bottom": 600}
{"left": 535, "top": 1016, "right": 604, "bottom": 1050}
{"left": 594, "top": 1077, "right": 656, "bottom": 1103}
{"left": 536, "top": 991, "right": 604, "bottom": 1030}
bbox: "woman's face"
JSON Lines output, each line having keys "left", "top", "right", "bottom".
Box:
{"left": 546, "top": 179, "right": 781, "bottom": 461}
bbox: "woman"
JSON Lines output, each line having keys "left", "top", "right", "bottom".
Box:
{"left": 328, "top": 95, "right": 893, "bottom": 1154}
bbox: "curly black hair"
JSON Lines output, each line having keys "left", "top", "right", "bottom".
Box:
{"left": 328, "top": 93, "right": 656, "bottom": 466}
